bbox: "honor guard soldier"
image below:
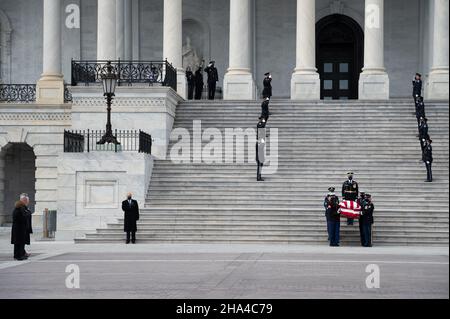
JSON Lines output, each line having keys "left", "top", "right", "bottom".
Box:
{"left": 360, "top": 194, "right": 374, "bottom": 247}
{"left": 260, "top": 97, "right": 270, "bottom": 123}
{"left": 194, "top": 62, "right": 204, "bottom": 100}
{"left": 186, "top": 67, "right": 195, "bottom": 100}
{"left": 204, "top": 60, "right": 219, "bottom": 100}
{"left": 256, "top": 119, "right": 267, "bottom": 182}
{"left": 412, "top": 73, "right": 422, "bottom": 101}
{"left": 326, "top": 190, "right": 341, "bottom": 247}
{"left": 357, "top": 192, "right": 366, "bottom": 246}
{"left": 342, "top": 172, "right": 359, "bottom": 225}
{"left": 262, "top": 72, "right": 272, "bottom": 99}
{"left": 324, "top": 187, "right": 336, "bottom": 242}
{"left": 415, "top": 96, "right": 426, "bottom": 125}
{"left": 423, "top": 139, "right": 433, "bottom": 182}
{"left": 419, "top": 118, "right": 429, "bottom": 150}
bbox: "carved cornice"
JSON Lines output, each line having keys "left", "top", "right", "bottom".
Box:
{"left": 0, "top": 112, "right": 71, "bottom": 122}
{"left": 73, "top": 97, "right": 167, "bottom": 108}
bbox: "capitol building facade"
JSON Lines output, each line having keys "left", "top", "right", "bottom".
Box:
{"left": 0, "top": 0, "right": 448, "bottom": 242}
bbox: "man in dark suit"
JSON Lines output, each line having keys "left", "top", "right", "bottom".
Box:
{"left": 423, "top": 139, "right": 434, "bottom": 182}
{"left": 262, "top": 72, "right": 272, "bottom": 99}
{"left": 11, "top": 193, "right": 33, "bottom": 261}
{"left": 194, "top": 65, "right": 204, "bottom": 100}
{"left": 122, "top": 192, "right": 140, "bottom": 244}
{"left": 186, "top": 67, "right": 195, "bottom": 100}
{"left": 204, "top": 61, "right": 219, "bottom": 100}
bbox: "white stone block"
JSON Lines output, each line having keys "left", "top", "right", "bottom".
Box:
{"left": 223, "top": 72, "right": 256, "bottom": 100}
{"left": 291, "top": 72, "right": 320, "bottom": 100}
{"left": 359, "top": 72, "right": 390, "bottom": 100}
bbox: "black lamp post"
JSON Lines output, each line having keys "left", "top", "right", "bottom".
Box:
{"left": 97, "top": 61, "right": 120, "bottom": 145}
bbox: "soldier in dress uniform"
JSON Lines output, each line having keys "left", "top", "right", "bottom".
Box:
{"left": 204, "top": 60, "right": 219, "bottom": 100}
{"left": 415, "top": 96, "right": 426, "bottom": 125}
{"left": 357, "top": 192, "right": 366, "bottom": 246}
{"left": 342, "top": 172, "right": 359, "bottom": 225}
{"left": 423, "top": 139, "right": 433, "bottom": 182}
{"left": 186, "top": 67, "right": 195, "bottom": 100}
{"left": 360, "top": 194, "right": 375, "bottom": 247}
{"left": 260, "top": 97, "right": 270, "bottom": 123}
{"left": 412, "top": 73, "right": 422, "bottom": 101}
{"left": 256, "top": 119, "right": 266, "bottom": 182}
{"left": 419, "top": 118, "right": 429, "bottom": 153}
{"left": 262, "top": 72, "right": 272, "bottom": 99}
{"left": 324, "top": 187, "right": 336, "bottom": 242}
{"left": 194, "top": 63, "right": 204, "bottom": 100}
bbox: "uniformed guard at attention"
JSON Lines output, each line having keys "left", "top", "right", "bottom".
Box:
{"left": 204, "top": 60, "right": 219, "bottom": 100}
{"left": 423, "top": 139, "right": 433, "bottom": 182}
{"left": 194, "top": 62, "right": 204, "bottom": 100}
{"left": 415, "top": 96, "right": 426, "bottom": 125}
{"left": 324, "top": 187, "right": 336, "bottom": 242}
{"left": 326, "top": 191, "right": 340, "bottom": 247}
{"left": 342, "top": 172, "right": 359, "bottom": 225}
{"left": 260, "top": 97, "right": 270, "bottom": 123}
{"left": 412, "top": 73, "right": 422, "bottom": 100}
{"left": 256, "top": 119, "right": 267, "bottom": 182}
{"left": 357, "top": 192, "right": 366, "bottom": 246}
{"left": 185, "top": 67, "right": 195, "bottom": 100}
{"left": 262, "top": 72, "right": 272, "bottom": 99}
{"left": 360, "top": 194, "right": 374, "bottom": 247}
{"left": 419, "top": 118, "right": 429, "bottom": 145}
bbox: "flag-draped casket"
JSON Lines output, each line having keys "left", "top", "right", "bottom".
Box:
{"left": 339, "top": 200, "right": 361, "bottom": 219}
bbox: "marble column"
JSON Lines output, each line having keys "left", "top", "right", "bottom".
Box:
{"left": 36, "top": 0, "right": 64, "bottom": 104}
{"left": 124, "top": 0, "right": 133, "bottom": 60}
{"left": 291, "top": 0, "right": 320, "bottom": 100}
{"left": 116, "top": 0, "right": 125, "bottom": 59}
{"left": 223, "top": 0, "right": 255, "bottom": 100}
{"left": 97, "top": 0, "right": 116, "bottom": 61}
{"left": 359, "top": 0, "right": 390, "bottom": 100}
{"left": 163, "top": 0, "right": 186, "bottom": 99}
{"left": 427, "top": 0, "right": 449, "bottom": 100}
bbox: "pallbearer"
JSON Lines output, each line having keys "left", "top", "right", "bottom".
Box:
{"left": 326, "top": 191, "right": 341, "bottom": 247}
{"left": 256, "top": 119, "right": 267, "bottom": 182}
{"left": 360, "top": 194, "right": 375, "bottom": 247}
{"left": 324, "top": 187, "right": 336, "bottom": 242}
{"left": 262, "top": 72, "right": 272, "bottom": 99}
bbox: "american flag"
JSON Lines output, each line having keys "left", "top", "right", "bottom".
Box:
{"left": 339, "top": 200, "right": 361, "bottom": 219}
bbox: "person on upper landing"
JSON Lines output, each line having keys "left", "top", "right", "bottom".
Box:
{"left": 412, "top": 73, "right": 422, "bottom": 100}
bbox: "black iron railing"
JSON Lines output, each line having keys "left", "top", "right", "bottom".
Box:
{"left": 64, "top": 129, "right": 152, "bottom": 154}
{"left": 71, "top": 59, "right": 178, "bottom": 92}
{"left": 0, "top": 84, "right": 73, "bottom": 103}
{"left": 0, "top": 84, "right": 36, "bottom": 103}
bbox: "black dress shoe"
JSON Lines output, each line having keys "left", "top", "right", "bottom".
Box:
{"left": 14, "top": 256, "right": 27, "bottom": 261}
{"left": 126, "top": 240, "right": 130, "bottom": 244}
{"left": 257, "top": 178, "right": 264, "bottom": 182}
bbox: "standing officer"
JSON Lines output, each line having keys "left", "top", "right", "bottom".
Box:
{"left": 262, "top": 72, "right": 272, "bottom": 99}
{"left": 204, "top": 61, "right": 219, "bottom": 100}
{"left": 360, "top": 194, "right": 375, "bottom": 247}
{"left": 186, "top": 67, "right": 195, "bottom": 100}
{"left": 122, "top": 192, "right": 140, "bottom": 244}
{"left": 260, "top": 97, "right": 270, "bottom": 123}
{"left": 11, "top": 193, "right": 33, "bottom": 261}
{"left": 419, "top": 118, "right": 429, "bottom": 141}
{"left": 415, "top": 96, "right": 426, "bottom": 125}
{"left": 423, "top": 139, "right": 433, "bottom": 182}
{"left": 342, "top": 172, "right": 359, "bottom": 225}
{"left": 194, "top": 62, "right": 204, "bottom": 100}
{"left": 357, "top": 192, "right": 366, "bottom": 246}
{"left": 412, "top": 73, "right": 422, "bottom": 100}
{"left": 324, "top": 187, "right": 336, "bottom": 242}
{"left": 326, "top": 191, "right": 341, "bottom": 247}
{"left": 256, "top": 119, "right": 266, "bottom": 182}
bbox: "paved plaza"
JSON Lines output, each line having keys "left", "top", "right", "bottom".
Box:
{"left": 0, "top": 235, "right": 448, "bottom": 299}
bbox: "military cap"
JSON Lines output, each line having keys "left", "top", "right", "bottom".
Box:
{"left": 264, "top": 72, "right": 271, "bottom": 76}
{"left": 416, "top": 73, "right": 422, "bottom": 77}
{"left": 328, "top": 187, "right": 335, "bottom": 192}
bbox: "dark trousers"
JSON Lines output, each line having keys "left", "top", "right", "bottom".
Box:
{"left": 326, "top": 217, "right": 331, "bottom": 241}
{"left": 126, "top": 231, "right": 136, "bottom": 243}
{"left": 14, "top": 244, "right": 25, "bottom": 259}
{"left": 257, "top": 163, "right": 263, "bottom": 181}
{"left": 195, "top": 85, "right": 203, "bottom": 100}
{"left": 329, "top": 220, "right": 340, "bottom": 246}
{"left": 359, "top": 221, "right": 364, "bottom": 245}
{"left": 208, "top": 82, "right": 216, "bottom": 100}
{"left": 425, "top": 162, "right": 433, "bottom": 181}
{"left": 187, "top": 84, "right": 195, "bottom": 100}
{"left": 361, "top": 223, "right": 372, "bottom": 247}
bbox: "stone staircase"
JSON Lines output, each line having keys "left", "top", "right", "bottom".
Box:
{"left": 76, "top": 100, "right": 449, "bottom": 246}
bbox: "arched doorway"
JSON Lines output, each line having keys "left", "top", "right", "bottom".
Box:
{"left": 316, "top": 14, "right": 364, "bottom": 100}
{"left": 0, "top": 143, "right": 36, "bottom": 224}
